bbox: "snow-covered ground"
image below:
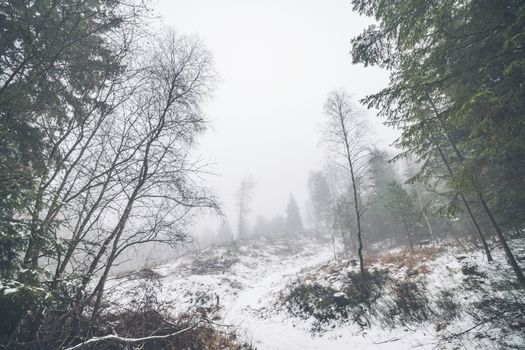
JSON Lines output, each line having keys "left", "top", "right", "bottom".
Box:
{"left": 106, "top": 237, "right": 525, "bottom": 349}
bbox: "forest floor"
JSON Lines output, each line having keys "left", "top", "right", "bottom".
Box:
{"left": 107, "top": 236, "right": 525, "bottom": 349}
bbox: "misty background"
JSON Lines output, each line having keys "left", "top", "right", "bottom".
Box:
{"left": 155, "top": 0, "right": 395, "bottom": 242}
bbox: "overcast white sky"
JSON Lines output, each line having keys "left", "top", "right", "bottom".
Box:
{"left": 155, "top": 0, "right": 395, "bottom": 233}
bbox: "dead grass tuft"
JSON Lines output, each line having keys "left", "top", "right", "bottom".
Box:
{"left": 365, "top": 245, "right": 444, "bottom": 272}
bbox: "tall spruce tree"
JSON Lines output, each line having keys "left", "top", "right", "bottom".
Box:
{"left": 286, "top": 194, "right": 304, "bottom": 235}
{"left": 307, "top": 170, "right": 332, "bottom": 232}
{"left": 0, "top": 0, "right": 131, "bottom": 280}
{"left": 385, "top": 181, "right": 418, "bottom": 252}
{"left": 350, "top": 0, "right": 525, "bottom": 286}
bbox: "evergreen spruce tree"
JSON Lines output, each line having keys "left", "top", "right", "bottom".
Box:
{"left": 351, "top": 0, "right": 525, "bottom": 287}
{"left": 285, "top": 194, "right": 304, "bottom": 235}
{"left": 385, "top": 181, "right": 418, "bottom": 252}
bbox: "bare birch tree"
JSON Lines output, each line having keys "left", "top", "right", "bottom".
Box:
{"left": 19, "top": 28, "right": 217, "bottom": 322}
{"left": 323, "top": 90, "right": 371, "bottom": 276}
{"left": 0, "top": 1, "right": 220, "bottom": 346}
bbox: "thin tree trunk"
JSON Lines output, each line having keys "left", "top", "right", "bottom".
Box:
{"left": 23, "top": 183, "right": 46, "bottom": 269}
{"left": 427, "top": 95, "right": 524, "bottom": 287}
{"left": 339, "top": 116, "right": 365, "bottom": 275}
{"left": 428, "top": 134, "right": 493, "bottom": 262}
{"left": 416, "top": 183, "right": 435, "bottom": 242}
{"left": 401, "top": 215, "right": 415, "bottom": 252}
{"left": 450, "top": 227, "right": 468, "bottom": 254}
{"left": 478, "top": 197, "right": 525, "bottom": 287}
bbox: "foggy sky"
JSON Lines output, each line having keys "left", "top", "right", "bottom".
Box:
{"left": 156, "top": 0, "right": 395, "bottom": 233}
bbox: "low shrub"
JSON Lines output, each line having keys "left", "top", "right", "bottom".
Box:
{"left": 0, "top": 280, "right": 50, "bottom": 346}
{"left": 434, "top": 289, "right": 460, "bottom": 322}
{"left": 345, "top": 269, "right": 388, "bottom": 306}
{"left": 461, "top": 264, "right": 486, "bottom": 278}
{"left": 284, "top": 283, "right": 346, "bottom": 322}
{"left": 1, "top": 277, "right": 250, "bottom": 350}
{"left": 284, "top": 269, "right": 389, "bottom": 328}
{"left": 385, "top": 279, "right": 430, "bottom": 325}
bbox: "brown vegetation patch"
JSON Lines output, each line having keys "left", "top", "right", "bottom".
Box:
{"left": 86, "top": 279, "right": 249, "bottom": 350}
{"left": 365, "top": 245, "right": 444, "bottom": 271}
{"left": 97, "top": 308, "right": 245, "bottom": 350}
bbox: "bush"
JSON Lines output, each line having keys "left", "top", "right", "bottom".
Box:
{"left": 385, "top": 279, "right": 430, "bottom": 325}
{"left": 1, "top": 277, "right": 250, "bottom": 350}
{"left": 284, "top": 269, "right": 389, "bottom": 328}
{"left": 345, "top": 269, "right": 387, "bottom": 306}
{"left": 84, "top": 279, "right": 250, "bottom": 350}
{"left": 434, "top": 289, "right": 459, "bottom": 322}
{"left": 461, "top": 264, "right": 486, "bottom": 278}
{"left": 285, "top": 283, "right": 345, "bottom": 322}
{"left": 0, "top": 279, "right": 50, "bottom": 346}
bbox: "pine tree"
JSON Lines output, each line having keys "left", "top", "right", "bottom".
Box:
{"left": 385, "top": 181, "right": 417, "bottom": 252}
{"left": 366, "top": 149, "right": 399, "bottom": 244}
{"left": 350, "top": 0, "right": 525, "bottom": 287}
{"left": 285, "top": 194, "right": 304, "bottom": 235}
{"left": 307, "top": 170, "right": 332, "bottom": 232}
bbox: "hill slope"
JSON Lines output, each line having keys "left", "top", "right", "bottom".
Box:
{"left": 107, "top": 237, "right": 525, "bottom": 349}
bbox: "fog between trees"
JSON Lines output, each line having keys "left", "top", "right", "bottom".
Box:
{"left": 1, "top": 0, "right": 524, "bottom": 349}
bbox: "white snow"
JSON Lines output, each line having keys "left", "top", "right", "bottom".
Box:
{"left": 2, "top": 287, "right": 19, "bottom": 295}
{"left": 106, "top": 237, "right": 525, "bottom": 350}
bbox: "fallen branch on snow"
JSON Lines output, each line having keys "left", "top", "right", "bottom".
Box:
{"left": 373, "top": 337, "right": 401, "bottom": 344}
{"left": 63, "top": 324, "right": 197, "bottom": 350}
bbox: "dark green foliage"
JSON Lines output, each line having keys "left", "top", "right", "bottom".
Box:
{"left": 351, "top": 0, "right": 525, "bottom": 227}
{"left": 0, "top": 0, "right": 126, "bottom": 276}
{"left": 0, "top": 0, "right": 221, "bottom": 348}
{"left": 386, "top": 279, "right": 430, "bottom": 325}
{"left": 385, "top": 181, "right": 418, "bottom": 251}
{"left": 0, "top": 271, "right": 87, "bottom": 348}
{"left": 284, "top": 269, "right": 388, "bottom": 327}
{"left": 345, "top": 269, "right": 387, "bottom": 307}
{"left": 364, "top": 150, "right": 399, "bottom": 244}
{"left": 350, "top": 0, "right": 525, "bottom": 285}
{"left": 434, "top": 290, "right": 460, "bottom": 322}
{"left": 0, "top": 281, "right": 49, "bottom": 345}
{"left": 461, "top": 264, "right": 487, "bottom": 279}
{"left": 285, "top": 283, "right": 345, "bottom": 322}
{"left": 0, "top": 0, "right": 136, "bottom": 347}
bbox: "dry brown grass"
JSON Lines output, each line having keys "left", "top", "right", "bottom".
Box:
{"left": 322, "top": 263, "right": 340, "bottom": 275}
{"left": 98, "top": 308, "right": 247, "bottom": 350}
{"left": 364, "top": 245, "right": 444, "bottom": 275}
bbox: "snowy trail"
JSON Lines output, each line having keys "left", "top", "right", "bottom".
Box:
{"left": 109, "top": 239, "right": 525, "bottom": 349}
{"left": 221, "top": 246, "right": 433, "bottom": 350}
{"left": 110, "top": 240, "right": 439, "bottom": 349}
{"left": 223, "top": 247, "right": 333, "bottom": 349}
